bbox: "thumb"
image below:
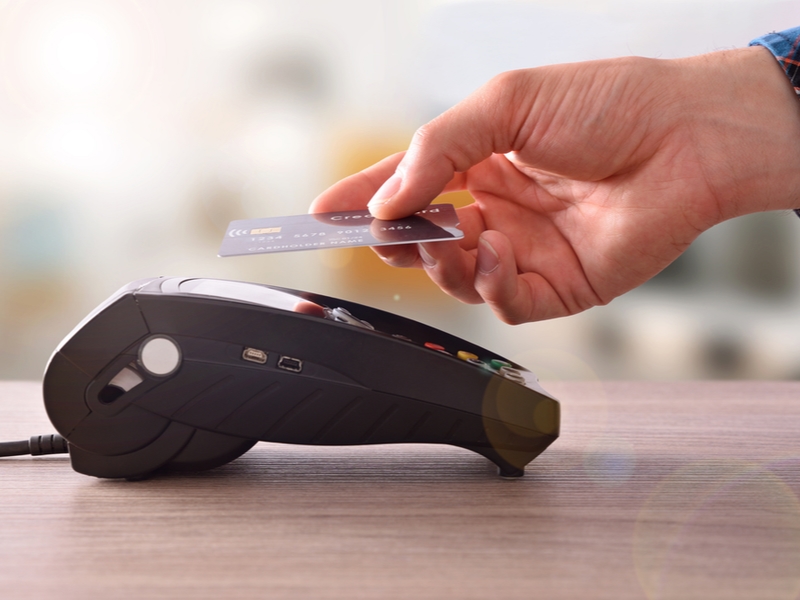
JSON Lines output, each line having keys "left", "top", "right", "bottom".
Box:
{"left": 367, "top": 71, "right": 528, "bottom": 220}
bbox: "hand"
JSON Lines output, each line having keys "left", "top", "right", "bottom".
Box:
{"left": 311, "top": 47, "right": 800, "bottom": 324}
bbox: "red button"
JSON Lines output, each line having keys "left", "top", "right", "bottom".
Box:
{"left": 425, "top": 342, "right": 446, "bottom": 351}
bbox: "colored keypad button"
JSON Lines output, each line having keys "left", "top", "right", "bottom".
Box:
{"left": 499, "top": 366, "right": 526, "bottom": 384}
{"left": 457, "top": 351, "right": 479, "bottom": 362}
{"left": 425, "top": 342, "right": 446, "bottom": 351}
{"left": 467, "top": 358, "right": 488, "bottom": 368}
{"left": 490, "top": 359, "right": 512, "bottom": 370}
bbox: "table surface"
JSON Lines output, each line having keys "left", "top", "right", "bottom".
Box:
{"left": 2, "top": 380, "right": 800, "bottom": 600}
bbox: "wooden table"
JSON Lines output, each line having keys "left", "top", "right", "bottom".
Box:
{"left": 2, "top": 380, "right": 800, "bottom": 600}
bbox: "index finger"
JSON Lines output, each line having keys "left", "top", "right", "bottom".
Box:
{"left": 309, "top": 152, "right": 405, "bottom": 214}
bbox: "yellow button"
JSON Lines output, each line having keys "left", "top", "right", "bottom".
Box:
{"left": 457, "top": 351, "right": 479, "bottom": 362}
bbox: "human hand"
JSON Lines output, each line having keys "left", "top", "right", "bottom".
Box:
{"left": 311, "top": 47, "right": 800, "bottom": 323}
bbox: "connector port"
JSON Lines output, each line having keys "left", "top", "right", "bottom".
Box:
{"left": 242, "top": 347, "right": 268, "bottom": 364}
{"left": 277, "top": 356, "right": 303, "bottom": 373}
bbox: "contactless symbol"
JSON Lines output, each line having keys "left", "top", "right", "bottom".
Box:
{"left": 228, "top": 229, "right": 250, "bottom": 238}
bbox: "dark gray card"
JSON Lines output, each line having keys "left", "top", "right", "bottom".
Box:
{"left": 219, "top": 204, "right": 463, "bottom": 257}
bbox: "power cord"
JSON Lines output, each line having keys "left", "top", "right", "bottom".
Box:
{"left": 0, "top": 434, "right": 68, "bottom": 457}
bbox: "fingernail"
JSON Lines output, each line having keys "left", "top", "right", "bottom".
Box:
{"left": 418, "top": 244, "right": 436, "bottom": 267}
{"left": 476, "top": 237, "right": 500, "bottom": 274}
{"left": 368, "top": 174, "right": 402, "bottom": 209}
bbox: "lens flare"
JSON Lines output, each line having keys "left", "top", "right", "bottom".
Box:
{"left": 634, "top": 460, "right": 800, "bottom": 600}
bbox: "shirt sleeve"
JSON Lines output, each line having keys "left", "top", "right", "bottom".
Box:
{"left": 749, "top": 26, "right": 800, "bottom": 96}
{"left": 750, "top": 27, "right": 800, "bottom": 217}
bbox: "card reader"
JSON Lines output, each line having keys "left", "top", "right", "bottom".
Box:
{"left": 42, "top": 276, "right": 560, "bottom": 479}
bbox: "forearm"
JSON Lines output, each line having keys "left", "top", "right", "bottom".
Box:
{"left": 676, "top": 46, "right": 800, "bottom": 223}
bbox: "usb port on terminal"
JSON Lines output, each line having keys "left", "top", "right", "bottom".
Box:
{"left": 277, "top": 356, "right": 303, "bottom": 373}
{"left": 242, "top": 348, "right": 268, "bottom": 364}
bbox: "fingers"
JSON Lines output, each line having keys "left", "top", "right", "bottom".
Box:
{"left": 472, "top": 231, "right": 531, "bottom": 323}
{"left": 410, "top": 230, "right": 577, "bottom": 322}
{"left": 473, "top": 231, "right": 572, "bottom": 324}
{"left": 416, "top": 241, "right": 484, "bottom": 304}
{"left": 309, "top": 152, "right": 405, "bottom": 213}
{"left": 373, "top": 244, "right": 423, "bottom": 269}
{"left": 370, "top": 202, "right": 485, "bottom": 269}
{"left": 367, "top": 71, "right": 531, "bottom": 220}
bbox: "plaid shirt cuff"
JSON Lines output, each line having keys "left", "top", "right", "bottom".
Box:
{"left": 750, "top": 26, "right": 800, "bottom": 96}
{"left": 750, "top": 27, "right": 800, "bottom": 217}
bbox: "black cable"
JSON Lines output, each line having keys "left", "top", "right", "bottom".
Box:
{"left": 0, "top": 440, "right": 30, "bottom": 456}
{"left": 0, "top": 434, "right": 69, "bottom": 458}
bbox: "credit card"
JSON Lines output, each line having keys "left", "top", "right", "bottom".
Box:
{"left": 219, "top": 204, "right": 463, "bottom": 257}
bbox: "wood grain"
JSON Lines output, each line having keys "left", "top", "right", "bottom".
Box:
{"left": 2, "top": 380, "right": 800, "bottom": 600}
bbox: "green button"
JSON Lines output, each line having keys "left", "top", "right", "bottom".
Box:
{"left": 490, "top": 359, "right": 512, "bottom": 369}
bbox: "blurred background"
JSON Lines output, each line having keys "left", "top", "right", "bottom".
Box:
{"left": 1, "top": 0, "right": 800, "bottom": 382}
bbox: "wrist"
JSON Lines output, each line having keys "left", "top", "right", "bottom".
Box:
{"left": 676, "top": 47, "right": 800, "bottom": 223}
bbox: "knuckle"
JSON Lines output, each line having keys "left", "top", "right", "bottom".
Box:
{"left": 487, "top": 69, "right": 523, "bottom": 92}
{"left": 373, "top": 247, "right": 419, "bottom": 269}
{"left": 501, "top": 315, "right": 524, "bottom": 325}
{"left": 429, "top": 267, "right": 480, "bottom": 303}
{"left": 488, "top": 300, "right": 527, "bottom": 325}
{"left": 500, "top": 309, "right": 527, "bottom": 326}
{"left": 480, "top": 280, "right": 533, "bottom": 325}
{"left": 410, "top": 121, "right": 437, "bottom": 150}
